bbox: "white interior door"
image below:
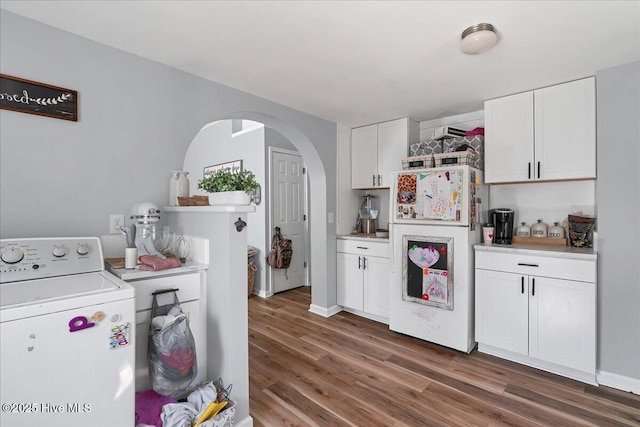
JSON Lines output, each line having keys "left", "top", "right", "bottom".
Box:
{"left": 270, "top": 150, "right": 307, "bottom": 293}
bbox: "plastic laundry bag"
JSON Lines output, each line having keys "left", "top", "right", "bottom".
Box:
{"left": 148, "top": 290, "right": 197, "bottom": 396}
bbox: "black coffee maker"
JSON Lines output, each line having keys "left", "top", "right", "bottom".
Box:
{"left": 492, "top": 208, "right": 515, "bottom": 244}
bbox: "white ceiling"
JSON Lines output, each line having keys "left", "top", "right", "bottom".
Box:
{"left": 2, "top": 1, "right": 639, "bottom": 128}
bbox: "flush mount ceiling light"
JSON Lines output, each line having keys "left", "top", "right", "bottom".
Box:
{"left": 460, "top": 23, "right": 497, "bottom": 55}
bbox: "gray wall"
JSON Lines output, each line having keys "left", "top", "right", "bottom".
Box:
{"left": 596, "top": 61, "right": 640, "bottom": 382}
{"left": 0, "top": 10, "right": 338, "bottom": 310}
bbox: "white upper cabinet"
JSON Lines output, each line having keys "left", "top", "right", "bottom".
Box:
{"left": 351, "top": 124, "right": 379, "bottom": 189}
{"left": 484, "top": 77, "right": 596, "bottom": 183}
{"left": 484, "top": 92, "right": 534, "bottom": 183}
{"left": 351, "top": 118, "right": 418, "bottom": 189}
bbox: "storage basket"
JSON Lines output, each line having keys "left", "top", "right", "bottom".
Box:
{"left": 402, "top": 149, "right": 475, "bottom": 170}
{"left": 247, "top": 263, "right": 256, "bottom": 297}
{"left": 247, "top": 247, "right": 258, "bottom": 297}
{"left": 408, "top": 135, "right": 484, "bottom": 170}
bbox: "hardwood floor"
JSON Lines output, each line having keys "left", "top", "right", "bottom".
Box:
{"left": 248, "top": 287, "right": 640, "bottom": 426}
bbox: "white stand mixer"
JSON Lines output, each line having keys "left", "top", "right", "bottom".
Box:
{"left": 130, "top": 202, "right": 174, "bottom": 258}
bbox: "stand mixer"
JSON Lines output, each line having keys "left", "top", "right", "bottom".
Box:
{"left": 354, "top": 195, "right": 379, "bottom": 234}
{"left": 130, "top": 202, "right": 174, "bottom": 258}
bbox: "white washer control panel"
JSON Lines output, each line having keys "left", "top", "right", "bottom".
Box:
{"left": 0, "top": 237, "right": 104, "bottom": 283}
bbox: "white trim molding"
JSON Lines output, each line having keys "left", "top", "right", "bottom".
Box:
{"left": 309, "top": 304, "right": 342, "bottom": 318}
{"left": 597, "top": 370, "right": 640, "bottom": 395}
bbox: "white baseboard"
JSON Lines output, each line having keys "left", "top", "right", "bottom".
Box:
{"left": 597, "top": 370, "right": 640, "bottom": 395}
{"left": 341, "top": 307, "right": 389, "bottom": 325}
{"left": 308, "top": 304, "right": 342, "bottom": 317}
{"left": 252, "top": 289, "right": 272, "bottom": 298}
{"left": 235, "top": 415, "right": 254, "bottom": 427}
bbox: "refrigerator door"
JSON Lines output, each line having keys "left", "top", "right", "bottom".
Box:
{"left": 389, "top": 223, "right": 478, "bottom": 353}
{"left": 392, "top": 166, "right": 482, "bottom": 227}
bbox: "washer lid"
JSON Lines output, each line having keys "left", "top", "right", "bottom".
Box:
{"left": 1, "top": 273, "right": 122, "bottom": 307}
{"left": 0, "top": 272, "right": 134, "bottom": 322}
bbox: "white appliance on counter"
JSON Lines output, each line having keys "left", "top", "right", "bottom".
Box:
{"left": 389, "top": 165, "right": 488, "bottom": 353}
{"left": 0, "top": 237, "right": 135, "bottom": 427}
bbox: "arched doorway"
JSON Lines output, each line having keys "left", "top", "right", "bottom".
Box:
{"left": 189, "top": 111, "right": 337, "bottom": 315}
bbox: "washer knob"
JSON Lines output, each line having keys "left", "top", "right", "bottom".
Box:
{"left": 77, "top": 244, "right": 91, "bottom": 256}
{"left": 1, "top": 247, "right": 25, "bottom": 264}
{"left": 52, "top": 245, "right": 68, "bottom": 258}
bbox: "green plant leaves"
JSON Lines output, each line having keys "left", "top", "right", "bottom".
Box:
{"left": 197, "top": 169, "right": 259, "bottom": 194}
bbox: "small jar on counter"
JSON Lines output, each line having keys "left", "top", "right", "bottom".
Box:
{"left": 531, "top": 219, "right": 548, "bottom": 238}
{"left": 548, "top": 222, "right": 566, "bottom": 239}
{"left": 516, "top": 222, "right": 531, "bottom": 237}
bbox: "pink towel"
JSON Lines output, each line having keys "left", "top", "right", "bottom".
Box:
{"left": 137, "top": 255, "right": 182, "bottom": 271}
{"left": 465, "top": 126, "right": 485, "bottom": 136}
{"left": 135, "top": 389, "right": 176, "bottom": 427}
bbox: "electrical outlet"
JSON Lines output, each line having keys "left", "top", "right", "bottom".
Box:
{"left": 109, "top": 214, "right": 125, "bottom": 234}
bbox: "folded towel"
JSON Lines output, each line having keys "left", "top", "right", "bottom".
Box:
{"left": 137, "top": 255, "right": 182, "bottom": 271}
{"left": 135, "top": 389, "right": 177, "bottom": 427}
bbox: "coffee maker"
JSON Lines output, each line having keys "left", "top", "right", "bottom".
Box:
{"left": 492, "top": 208, "right": 515, "bottom": 244}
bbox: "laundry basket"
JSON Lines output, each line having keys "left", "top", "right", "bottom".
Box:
{"left": 247, "top": 247, "right": 258, "bottom": 297}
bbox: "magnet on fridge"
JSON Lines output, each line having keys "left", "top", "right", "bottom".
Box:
{"left": 111, "top": 314, "right": 122, "bottom": 322}
{"left": 91, "top": 311, "right": 106, "bottom": 322}
{"left": 109, "top": 323, "right": 131, "bottom": 349}
{"left": 69, "top": 316, "right": 96, "bottom": 333}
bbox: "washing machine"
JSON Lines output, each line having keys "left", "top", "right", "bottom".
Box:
{"left": 0, "top": 237, "right": 135, "bottom": 427}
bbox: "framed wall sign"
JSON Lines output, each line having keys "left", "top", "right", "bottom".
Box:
{"left": 203, "top": 160, "right": 243, "bottom": 178}
{"left": 402, "top": 235, "right": 454, "bottom": 310}
{"left": 0, "top": 74, "right": 78, "bottom": 121}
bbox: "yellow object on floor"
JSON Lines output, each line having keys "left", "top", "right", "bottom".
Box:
{"left": 193, "top": 400, "right": 228, "bottom": 426}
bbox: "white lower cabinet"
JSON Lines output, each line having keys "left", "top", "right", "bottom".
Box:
{"left": 475, "top": 248, "right": 597, "bottom": 384}
{"left": 123, "top": 271, "right": 208, "bottom": 392}
{"left": 337, "top": 239, "right": 390, "bottom": 322}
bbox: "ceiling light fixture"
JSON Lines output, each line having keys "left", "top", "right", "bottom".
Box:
{"left": 460, "top": 23, "right": 497, "bottom": 55}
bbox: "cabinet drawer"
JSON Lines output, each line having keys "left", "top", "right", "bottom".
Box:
{"left": 476, "top": 251, "right": 595, "bottom": 283}
{"left": 337, "top": 239, "right": 389, "bottom": 258}
{"left": 127, "top": 273, "right": 203, "bottom": 312}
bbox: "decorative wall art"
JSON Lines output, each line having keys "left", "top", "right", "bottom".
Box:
{"left": 203, "top": 160, "right": 243, "bottom": 178}
{"left": 0, "top": 74, "right": 78, "bottom": 121}
{"left": 402, "top": 235, "right": 454, "bottom": 310}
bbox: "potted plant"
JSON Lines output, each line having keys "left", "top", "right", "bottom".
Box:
{"left": 197, "top": 169, "right": 260, "bottom": 205}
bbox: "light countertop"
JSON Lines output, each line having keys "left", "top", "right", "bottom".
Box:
{"left": 337, "top": 234, "right": 389, "bottom": 243}
{"left": 106, "top": 261, "right": 208, "bottom": 281}
{"left": 474, "top": 243, "right": 596, "bottom": 261}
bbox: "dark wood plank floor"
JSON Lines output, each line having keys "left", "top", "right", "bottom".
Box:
{"left": 249, "top": 287, "right": 640, "bottom": 426}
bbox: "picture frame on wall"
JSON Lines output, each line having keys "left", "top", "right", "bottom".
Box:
{"left": 203, "top": 160, "right": 243, "bottom": 178}
{"left": 0, "top": 74, "right": 78, "bottom": 121}
{"left": 402, "top": 235, "right": 454, "bottom": 310}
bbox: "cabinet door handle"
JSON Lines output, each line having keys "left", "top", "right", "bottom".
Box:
{"left": 517, "top": 263, "right": 539, "bottom": 267}
{"left": 358, "top": 256, "right": 362, "bottom": 269}
{"left": 363, "top": 256, "right": 367, "bottom": 270}
{"left": 528, "top": 162, "right": 531, "bottom": 179}
{"left": 377, "top": 174, "right": 381, "bottom": 186}
{"left": 532, "top": 278, "right": 535, "bottom": 296}
{"left": 537, "top": 161, "right": 541, "bottom": 179}
{"left": 521, "top": 277, "right": 524, "bottom": 294}
{"left": 372, "top": 175, "right": 376, "bottom": 186}
{"left": 356, "top": 246, "right": 368, "bottom": 250}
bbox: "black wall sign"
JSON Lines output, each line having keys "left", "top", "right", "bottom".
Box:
{"left": 0, "top": 74, "right": 78, "bottom": 121}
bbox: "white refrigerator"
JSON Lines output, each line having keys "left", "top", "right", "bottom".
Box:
{"left": 389, "top": 165, "right": 488, "bottom": 353}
